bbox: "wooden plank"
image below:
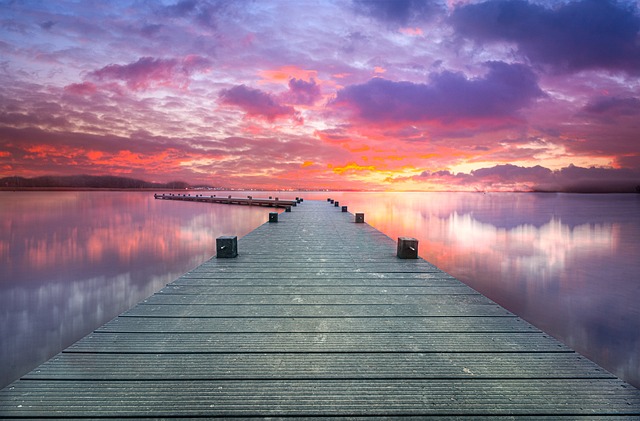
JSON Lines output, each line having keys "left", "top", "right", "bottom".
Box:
{"left": 174, "top": 274, "right": 462, "bottom": 286}
{"left": 141, "top": 293, "right": 494, "bottom": 306}
{"left": 121, "top": 303, "right": 514, "bottom": 317}
{"left": 65, "top": 332, "right": 571, "bottom": 353}
{"left": 97, "top": 316, "right": 536, "bottom": 333}
{"left": 157, "top": 284, "right": 482, "bottom": 295}
{"left": 2, "top": 380, "right": 639, "bottom": 417}
{"left": 24, "top": 352, "right": 614, "bottom": 380}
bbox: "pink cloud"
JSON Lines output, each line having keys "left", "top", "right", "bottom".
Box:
{"left": 89, "top": 56, "right": 212, "bottom": 90}
{"left": 219, "top": 85, "right": 301, "bottom": 122}
{"left": 63, "top": 82, "right": 98, "bottom": 96}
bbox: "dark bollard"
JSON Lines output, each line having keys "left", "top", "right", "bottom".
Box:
{"left": 216, "top": 236, "right": 238, "bottom": 258}
{"left": 342, "top": 206, "right": 348, "bottom": 212}
{"left": 334, "top": 201, "right": 339, "bottom": 207}
{"left": 269, "top": 212, "right": 278, "bottom": 223}
{"left": 299, "top": 198, "right": 303, "bottom": 202}
{"left": 355, "top": 213, "right": 365, "bottom": 223}
{"left": 330, "top": 199, "right": 335, "bottom": 204}
{"left": 285, "top": 206, "right": 291, "bottom": 212}
{"left": 397, "top": 237, "right": 419, "bottom": 259}
{"left": 327, "top": 198, "right": 331, "bottom": 202}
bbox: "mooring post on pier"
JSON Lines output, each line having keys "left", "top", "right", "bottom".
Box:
{"left": 330, "top": 199, "right": 335, "bottom": 204}
{"left": 334, "top": 201, "right": 340, "bottom": 207}
{"left": 269, "top": 212, "right": 278, "bottom": 223}
{"left": 397, "top": 237, "right": 419, "bottom": 259}
{"left": 285, "top": 206, "right": 291, "bottom": 212}
{"left": 216, "top": 236, "right": 238, "bottom": 258}
{"left": 355, "top": 213, "right": 365, "bottom": 223}
{"left": 342, "top": 205, "right": 348, "bottom": 212}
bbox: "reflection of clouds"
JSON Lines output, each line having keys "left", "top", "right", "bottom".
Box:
{"left": 443, "top": 213, "right": 616, "bottom": 286}
{"left": 0, "top": 191, "right": 271, "bottom": 388}
{"left": 0, "top": 270, "right": 184, "bottom": 386}
{"left": 1, "top": 192, "right": 269, "bottom": 283}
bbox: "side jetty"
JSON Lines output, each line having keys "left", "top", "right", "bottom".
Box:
{"left": 154, "top": 192, "right": 300, "bottom": 208}
{"left": 1, "top": 199, "right": 639, "bottom": 418}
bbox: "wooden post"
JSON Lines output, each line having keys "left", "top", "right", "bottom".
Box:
{"left": 341, "top": 206, "right": 347, "bottom": 212}
{"left": 397, "top": 237, "right": 418, "bottom": 259}
{"left": 269, "top": 212, "right": 278, "bottom": 223}
{"left": 216, "top": 236, "right": 238, "bottom": 258}
{"left": 334, "top": 201, "right": 339, "bottom": 207}
{"left": 355, "top": 213, "right": 364, "bottom": 223}
{"left": 285, "top": 206, "right": 291, "bottom": 212}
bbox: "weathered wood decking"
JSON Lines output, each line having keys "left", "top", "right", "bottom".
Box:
{"left": 1, "top": 199, "right": 639, "bottom": 418}
{"left": 154, "top": 192, "right": 299, "bottom": 208}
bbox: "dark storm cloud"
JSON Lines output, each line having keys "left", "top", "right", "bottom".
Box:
{"left": 332, "top": 61, "right": 543, "bottom": 123}
{"left": 451, "top": 0, "right": 640, "bottom": 74}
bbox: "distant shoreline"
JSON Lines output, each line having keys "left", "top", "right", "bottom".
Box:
{"left": 1, "top": 187, "right": 639, "bottom": 194}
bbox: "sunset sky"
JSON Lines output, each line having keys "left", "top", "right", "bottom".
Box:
{"left": 1, "top": 0, "right": 639, "bottom": 191}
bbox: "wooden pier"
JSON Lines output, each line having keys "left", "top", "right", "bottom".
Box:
{"left": 1, "top": 199, "right": 639, "bottom": 418}
{"left": 154, "top": 192, "right": 300, "bottom": 208}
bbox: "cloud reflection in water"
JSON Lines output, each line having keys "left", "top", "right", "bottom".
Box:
{"left": 0, "top": 191, "right": 272, "bottom": 388}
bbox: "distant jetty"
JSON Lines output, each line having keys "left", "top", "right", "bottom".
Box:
{"left": 154, "top": 193, "right": 301, "bottom": 208}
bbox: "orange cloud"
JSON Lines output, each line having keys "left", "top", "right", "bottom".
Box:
{"left": 86, "top": 150, "right": 104, "bottom": 160}
{"left": 259, "top": 65, "right": 318, "bottom": 84}
{"left": 330, "top": 162, "right": 376, "bottom": 175}
{"left": 399, "top": 27, "right": 424, "bottom": 36}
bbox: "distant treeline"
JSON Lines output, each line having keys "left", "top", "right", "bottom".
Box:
{"left": 1, "top": 175, "right": 190, "bottom": 190}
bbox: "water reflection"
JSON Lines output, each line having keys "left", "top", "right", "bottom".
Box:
{"left": 1, "top": 191, "right": 639, "bottom": 390}
{"left": 305, "top": 192, "right": 639, "bottom": 388}
{"left": 0, "top": 191, "right": 272, "bottom": 388}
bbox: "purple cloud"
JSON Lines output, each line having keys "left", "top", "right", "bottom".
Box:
{"left": 416, "top": 164, "right": 639, "bottom": 193}
{"left": 159, "top": 0, "right": 231, "bottom": 29}
{"left": 219, "top": 85, "right": 300, "bottom": 121}
{"left": 332, "top": 61, "right": 543, "bottom": 123}
{"left": 89, "top": 56, "right": 211, "bottom": 90}
{"left": 583, "top": 97, "right": 640, "bottom": 117}
{"left": 451, "top": 0, "right": 640, "bottom": 74}
{"left": 352, "top": 0, "right": 442, "bottom": 26}
{"left": 281, "top": 78, "right": 321, "bottom": 106}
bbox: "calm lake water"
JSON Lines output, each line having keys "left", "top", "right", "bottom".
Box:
{"left": 1, "top": 191, "right": 639, "bottom": 389}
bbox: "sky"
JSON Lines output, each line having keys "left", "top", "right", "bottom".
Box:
{"left": 1, "top": 0, "right": 640, "bottom": 191}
